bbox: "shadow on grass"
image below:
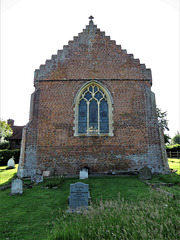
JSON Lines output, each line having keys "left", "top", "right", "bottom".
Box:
{"left": 0, "top": 172, "right": 17, "bottom": 186}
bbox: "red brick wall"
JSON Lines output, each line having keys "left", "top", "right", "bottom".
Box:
{"left": 18, "top": 20, "right": 169, "bottom": 177}
{"left": 31, "top": 80, "right": 157, "bottom": 175}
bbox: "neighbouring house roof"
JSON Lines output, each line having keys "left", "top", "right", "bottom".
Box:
{"left": 10, "top": 126, "right": 24, "bottom": 140}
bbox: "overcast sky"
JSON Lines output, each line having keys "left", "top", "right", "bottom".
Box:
{"left": 1, "top": 0, "right": 179, "bottom": 138}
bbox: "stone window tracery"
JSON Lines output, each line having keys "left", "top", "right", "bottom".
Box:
{"left": 74, "top": 81, "right": 113, "bottom": 136}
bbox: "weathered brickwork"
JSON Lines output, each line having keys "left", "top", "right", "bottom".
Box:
{"left": 18, "top": 19, "right": 169, "bottom": 178}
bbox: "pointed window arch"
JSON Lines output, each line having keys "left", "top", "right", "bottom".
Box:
{"left": 74, "top": 81, "right": 113, "bottom": 136}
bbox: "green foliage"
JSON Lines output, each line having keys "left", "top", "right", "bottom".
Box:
{"left": 166, "top": 144, "right": 180, "bottom": 149}
{"left": 166, "top": 144, "right": 180, "bottom": 155}
{"left": 156, "top": 108, "right": 170, "bottom": 144}
{"left": 156, "top": 107, "right": 169, "bottom": 132}
{"left": 0, "top": 120, "right": 13, "bottom": 143}
{"left": 48, "top": 191, "right": 180, "bottom": 240}
{"left": 0, "top": 149, "right": 20, "bottom": 166}
{"left": 172, "top": 131, "right": 180, "bottom": 144}
{"left": 0, "top": 141, "right": 10, "bottom": 150}
{"left": 164, "top": 134, "right": 171, "bottom": 144}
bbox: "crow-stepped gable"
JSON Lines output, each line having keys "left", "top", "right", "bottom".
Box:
{"left": 18, "top": 17, "right": 169, "bottom": 178}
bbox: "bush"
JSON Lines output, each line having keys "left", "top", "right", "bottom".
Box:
{"left": 166, "top": 144, "right": 180, "bottom": 152}
{"left": 0, "top": 149, "right": 20, "bottom": 166}
{"left": 0, "top": 141, "right": 10, "bottom": 150}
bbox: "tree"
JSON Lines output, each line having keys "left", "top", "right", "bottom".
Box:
{"left": 172, "top": 132, "right": 180, "bottom": 144}
{"left": 156, "top": 107, "right": 170, "bottom": 144}
{"left": 156, "top": 108, "right": 169, "bottom": 132}
{"left": 0, "top": 120, "right": 13, "bottom": 143}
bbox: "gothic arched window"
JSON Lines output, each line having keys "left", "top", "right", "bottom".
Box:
{"left": 74, "top": 82, "right": 113, "bottom": 136}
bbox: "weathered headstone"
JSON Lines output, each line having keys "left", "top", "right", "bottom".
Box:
{"left": 43, "top": 171, "right": 51, "bottom": 177}
{"left": 7, "top": 157, "right": 15, "bottom": 169}
{"left": 79, "top": 168, "right": 88, "bottom": 179}
{"left": 11, "top": 178, "right": 23, "bottom": 195}
{"left": 68, "top": 182, "right": 90, "bottom": 212}
{"left": 31, "top": 174, "right": 43, "bottom": 184}
{"left": 139, "top": 167, "right": 152, "bottom": 180}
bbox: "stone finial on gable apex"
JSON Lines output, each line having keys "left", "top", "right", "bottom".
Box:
{"left": 89, "top": 16, "right": 95, "bottom": 27}
{"left": 89, "top": 15, "right": 94, "bottom": 22}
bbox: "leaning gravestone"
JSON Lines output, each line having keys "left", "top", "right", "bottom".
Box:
{"left": 68, "top": 182, "right": 90, "bottom": 212}
{"left": 139, "top": 167, "right": 152, "bottom": 180}
{"left": 11, "top": 178, "right": 23, "bottom": 195}
{"left": 7, "top": 157, "right": 15, "bottom": 169}
{"left": 79, "top": 168, "right": 88, "bottom": 179}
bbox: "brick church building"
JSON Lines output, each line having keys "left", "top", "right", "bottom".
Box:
{"left": 18, "top": 17, "right": 169, "bottom": 178}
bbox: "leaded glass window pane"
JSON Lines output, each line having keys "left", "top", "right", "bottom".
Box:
{"left": 77, "top": 83, "right": 111, "bottom": 135}
{"left": 95, "top": 92, "right": 103, "bottom": 101}
{"left": 84, "top": 92, "right": 92, "bottom": 101}
{"left": 89, "top": 86, "right": 93, "bottom": 92}
{"left": 89, "top": 99, "right": 98, "bottom": 133}
{"left": 78, "top": 99, "right": 87, "bottom": 133}
{"left": 100, "top": 99, "right": 109, "bottom": 133}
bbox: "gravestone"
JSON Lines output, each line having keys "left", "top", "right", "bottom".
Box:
{"left": 11, "top": 178, "right": 23, "bottom": 195}
{"left": 139, "top": 167, "right": 152, "bottom": 180}
{"left": 31, "top": 174, "right": 43, "bottom": 184}
{"left": 43, "top": 171, "right": 51, "bottom": 177}
{"left": 68, "top": 182, "right": 90, "bottom": 212}
{"left": 79, "top": 168, "right": 88, "bottom": 179}
{"left": 7, "top": 157, "right": 15, "bottom": 169}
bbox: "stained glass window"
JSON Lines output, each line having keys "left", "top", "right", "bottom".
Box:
{"left": 78, "top": 99, "right": 87, "bottom": 133}
{"left": 77, "top": 84, "right": 110, "bottom": 135}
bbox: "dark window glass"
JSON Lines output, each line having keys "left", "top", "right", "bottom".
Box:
{"left": 84, "top": 92, "right": 92, "bottom": 101}
{"left": 100, "top": 99, "right": 109, "bottom": 133}
{"left": 78, "top": 99, "right": 87, "bottom": 133}
{"left": 95, "top": 92, "right": 103, "bottom": 101}
{"left": 89, "top": 86, "right": 93, "bottom": 92}
{"left": 77, "top": 84, "right": 110, "bottom": 135}
{"left": 89, "top": 99, "right": 98, "bottom": 133}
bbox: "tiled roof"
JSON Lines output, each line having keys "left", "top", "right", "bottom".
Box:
{"left": 10, "top": 126, "right": 24, "bottom": 140}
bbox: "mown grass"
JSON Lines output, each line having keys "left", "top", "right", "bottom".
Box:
{"left": 0, "top": 164, "right": 18, "bottom": 185}
{"left": 0, "top": 163, "right": 180, "bottom": 240}
{"left": 168, "top": 158, "right": 180, "bottom": 175}
{"left": 0, "top": 176, "right": 152, "bottom": 240}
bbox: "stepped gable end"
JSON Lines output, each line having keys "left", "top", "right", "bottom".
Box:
{"left": 34, "top": 19, "right": 152, "bottom": 83}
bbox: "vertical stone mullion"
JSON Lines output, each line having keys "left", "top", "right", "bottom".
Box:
{"left": 98, "top": 101, "right": 100, "bottom": 134}
{"left": 87, "top": 101, "right": 89, "bottom": 134}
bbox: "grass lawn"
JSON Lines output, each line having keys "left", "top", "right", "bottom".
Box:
{"left": 0, "top": 163, "right": 180, "bottom": 240}
{"left": 0, "top": 164, "right": 18, "bottom": 185}
{"left": 0, "top": 176, "right": 152, "bottom": 240}
{"left": 168, "top": 158, "right": 180, "bottom": 175}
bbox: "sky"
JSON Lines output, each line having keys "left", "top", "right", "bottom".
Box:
{"left": 1, "top": 0, "right": 179, "bottom": 138}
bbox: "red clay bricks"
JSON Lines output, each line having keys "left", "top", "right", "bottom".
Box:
{"left": 18, "top": 19, "right": 169, "bottom": 178}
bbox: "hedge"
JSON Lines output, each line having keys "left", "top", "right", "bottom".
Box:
{"left": 0, "top": 149, "right": 20, "bottom": 166}
{"left": 166, "top": 144, "right": 180, "bottom": 152}
{"left": 0, "top": 141, "right": 10, "bottom": 150}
